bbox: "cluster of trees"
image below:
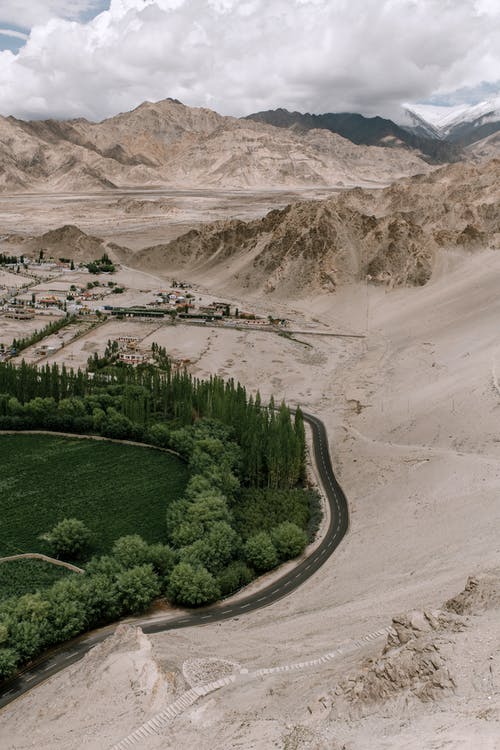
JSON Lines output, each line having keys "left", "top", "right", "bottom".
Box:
{"left": 0, "top": 533, "right": 175, "bottom": 680}
{"left": 11, "top": 316, "right": 77, "bottom": 354}
{"left": 85, "top": 253, "right": 115, "bottom": 274}
{"left": 0, "top": 357, "right": 314, "bottom": 681}
{"left": 0, "top": 359, "right": 306, "bottom": 489}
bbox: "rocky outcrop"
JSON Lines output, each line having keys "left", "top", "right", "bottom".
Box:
{"left": 445, "top": 572, "right": 500, "bottom": 615}
{"left": 10, "top": 224, "right": 130, "bottom": 264}
{"left": 330, "top": 572, "right": 500, "bottom": 721}
{"left": 331, "top": 609, "right": 463, "bottom": 717}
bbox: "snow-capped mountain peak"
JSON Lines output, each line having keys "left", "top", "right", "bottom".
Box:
{"left": 402, "top": 97, "right": 500, "bottom": 144}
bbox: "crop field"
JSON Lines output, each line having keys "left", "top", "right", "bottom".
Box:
{"left": 0, "top": 558, "right": 76, "bottom": 601}
{"left": 0, "top": 434, "right": 188, "bottom": 598}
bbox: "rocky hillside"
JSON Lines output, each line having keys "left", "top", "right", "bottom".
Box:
{"left": 246, "top": 108, "right": 461, "bottom": 163}
{"left": 468, "top": 131, "right": 500, "bottom": 162}
{"left": 0, "top": 99, "right": 432, "bottom": 193}
{"left": 9, "top": 224, "right": 130, "bottom": 264}
{"left": 134, "top": 158, "right": 500, "bottom": 296}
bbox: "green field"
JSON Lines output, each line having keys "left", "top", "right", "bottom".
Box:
{"left": 0, "top": 434, "right": 188, "bottom": 598}
{"left": 0, "top": 558, "right": 76, "bottom": 600}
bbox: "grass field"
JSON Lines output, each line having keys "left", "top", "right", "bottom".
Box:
{"left": 0, "top": 434, "right": 188, "bottom": 598}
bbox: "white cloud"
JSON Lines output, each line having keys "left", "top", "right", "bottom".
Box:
{"left": 0, "top": 0, "right": 499, "bottom": 121}
{"left": 0, "top": 29, "right": 29, "bottom": 41}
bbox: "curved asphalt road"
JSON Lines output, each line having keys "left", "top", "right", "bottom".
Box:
{"left": 0, "top": 411, "right": 349, "bottom": 709}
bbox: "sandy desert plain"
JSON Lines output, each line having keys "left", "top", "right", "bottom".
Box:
{"left": 1, "top": 185, "right": 500, "bottom": 750}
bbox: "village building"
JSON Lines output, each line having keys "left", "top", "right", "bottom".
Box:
{"left": 118, "top": 351, "right": 148, "bottom": 365}
{"left": 37, "top": 295, "right": 62, "bottom": 308}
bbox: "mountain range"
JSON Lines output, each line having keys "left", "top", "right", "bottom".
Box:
{"left": 0, "top": 97, "right": 498, "bottom": 195}
{"left": 0, "top": 99, "right": 436, "bottom": 193}
{"left": 245, "top": 109, "right": 461, "bottom": 163}
{"left": 20, "top": 157, "right": 496, "bottom": 300}
{"left": 247, "top": 97, "right": 500, "bottom": 158}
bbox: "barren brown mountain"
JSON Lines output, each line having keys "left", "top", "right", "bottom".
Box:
{"left": 132, "top": 158, "right": 500, "bottom": 296}
{"left": 0, "top": 99, "right": 432, "bottom": 193}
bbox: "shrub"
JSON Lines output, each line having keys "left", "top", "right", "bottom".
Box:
{"left": 112, "top": 534, "right": 150, "bottom": 568}
{"left": 168, "top": 562, "right": 220, "bottom": 606}
{"left": 217, "top": 561, "right": 254, "bottom": 597}
{"left": 42, "top": 518, "right": 92, "bottom": 560}
{"left": 271, "top": 522, "right": 308, "bottom": 561}
{"left": 115, "top": 564, "right": 160, "bottom": 614}
{"left": 243, "top": 532, "right": 278, "bottom": 572}
{"left": 0, "top": 648, "right": 19, "bottom": 680}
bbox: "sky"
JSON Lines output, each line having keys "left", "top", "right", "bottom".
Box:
{"left": 0, "top": 0, "right": 499, "bottom": 122}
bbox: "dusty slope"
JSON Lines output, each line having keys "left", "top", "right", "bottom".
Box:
{"left": 0, "top": 99, "right": 431, "bottom": 193}
{"left": 2, "top": 245, "right": 500, "bottom": 749}
{"left": 15, "top": 224, "right": 130, "bottom": 264}
{"left": 134, "top": 158, "right": 500, "bottom": 296}
{"left": 468, "top": 131, "right": 500, "bottom": 162}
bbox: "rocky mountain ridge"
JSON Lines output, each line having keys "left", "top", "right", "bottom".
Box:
{"left": 132, "top": 158, "right": 500, "bottom": 296}
{"left": 0, "top": 99, "right": 432, "bottom": 193}
{"left": 246, "top": 108, "right": 461, "bottom": 163}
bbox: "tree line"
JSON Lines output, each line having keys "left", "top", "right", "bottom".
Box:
{"left": 0, "top": 357, "right": 306, "bottom": 489}
{"left": 0, "top": 253, "right": 20, "bottom": 265}
{"left": 11, "top": 316, "right": 77, "bottom": 354}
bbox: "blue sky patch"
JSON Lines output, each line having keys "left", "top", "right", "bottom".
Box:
{"left": 0, "top": 24, "right": 29, "bottom": 53}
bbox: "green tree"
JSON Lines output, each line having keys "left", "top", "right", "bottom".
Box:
{"left": 115, "top": 564, "right": 160, "bottom": 614}
{"left": 244, "top": 532, "right": 278, "bottom": 572}
{"left": 0, "top": 648, "right": 18, "bottom": 680}
{"left": 42, "top": 518, "right": 92, "bottom": 560}
{"left": 85, "top": 554, "right": 123, "bottom": 578}
{"left": 201, "top": 521, "right": 239, "bottom": 573}
{"left": 271, "top": 522, "right": 308, "bottom": 561}
{"left": 80, "top": 573, "right": 121, "bottom": 623}
{"left": 216, "top": 561, "right": 254, "bottom": 596}
{"left": 168, "top": 562, "right": 220, "bottom": 606}
{"left": 147, "top": 543, "right": 176, "bottom": 578}
{"left": 112, "top": 535, "right": 150, "bottom": 568}
{"left": 46, "top": 579, "right": 87, "bottom": 641}
{"left": 3, "top": 593, "right": 52, "bottom": 661}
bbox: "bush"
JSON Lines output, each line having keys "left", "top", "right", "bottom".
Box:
{"left": 115, "top": 564, "right": 160, "bottom": 614}
{"left": 217, "top": 561, "right": 254, "bottom": 597}
{"left": 42, "top": 518, "right": 92, "bottom": 560}
{"left": 168, "top": 562, "right": 220, "bottom": 606}
{"left": 271, "top": 522, "right": 308, "bottom": 561}
{"left": 243, "top": 532, "right": 278, "bottom": 572}
{"left": 147, "top": 543, "right": 175, "bottom": 578}
{"left": 0, "top": 648, "right": 19, "bottom": 680}
{"left": 112, "top": 534, "right": 150, "bottom": 568}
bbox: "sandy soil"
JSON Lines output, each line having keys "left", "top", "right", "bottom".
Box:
{"left": 0, "top": 269, "right": 28, "bottom": 289}
{"left": 2, "top": 240, "right": 500, "bottom": 748}
{"left": 0, "top": 314, "right": 59, "bottom": 350}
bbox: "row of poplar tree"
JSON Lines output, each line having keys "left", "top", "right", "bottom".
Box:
{"left": 0, "top": 357, "right": 306, "bottom": 490}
